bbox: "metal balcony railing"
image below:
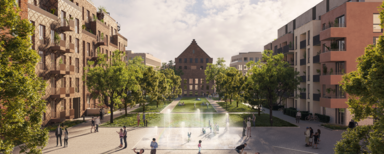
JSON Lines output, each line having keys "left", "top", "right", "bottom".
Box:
{"left": 313, "top": 35, "right": 320, "bottom": 46}
{"left": 300, "top": 93, "right": 306, "bottom": 99}
{"left": 313, "top": 75, "right": 320, "bottom": 82}
{"left": 300, "top": 76, "right": 306, "bottom": 82}
{"left": 313, "top": 93, "right": 320, "bottom": 101}
{"left": 300, "top": 59, "right": 306, "bottom": 66}
{"left": 300, "top": 40, "right": 306, "bottom": 49}
{"left": 313, "top": 55, "right": 320, "bottom": 63}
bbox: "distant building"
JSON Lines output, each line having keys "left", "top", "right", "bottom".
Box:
{"left": 175, "top": 39, "right": 214, "bottom": 96}
{"left": 125, "top": 50, "right": 161, "bottom": 68}
{"left": 230, "top": 52, "right": 263, "bottom": 75}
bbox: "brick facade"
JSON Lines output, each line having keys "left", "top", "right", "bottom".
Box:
{"left": 175, "top": 39, "right": 214, "bottom": 97}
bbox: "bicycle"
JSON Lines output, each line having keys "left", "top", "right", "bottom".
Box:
{"left": 305, "top": 114, "right": 318, "bottom": 121}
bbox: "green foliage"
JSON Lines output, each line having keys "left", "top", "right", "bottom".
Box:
{"left": 330, "top": 68, "right": 333, "bottom": 75}
{"left": 82, "top": 25, "right": 86, "bottom": 30}
{"left": 161, "top": 60, "right": 184, "bottom": 76}
{"left": 51, "top": 8, "right": 56, "bottom": 15}
{"left": 205, "top": 58, "right": 227, "bottom": 98}
{"left": 316, "top": 69, "right": 321, "bottom": 74}
{"left": 247, "top": 50, "right": 300, "bottom": 126}
{"left": 44, "top": 120, "right": 84, "bottom": 132}
{"left": 59, "top": 58, "right": 63, "bottom": 64}
{"left": 217, "top": 101, "right": 256, "bottom": 112}
{"left": 303, "top": 52, "right": 306, "bottom": 59}
{"left": 93, "top": 14, "right": 96, "bottom": 21}
{"left": 0, "top": 0, "right": 49, "bottom": 153}
{"left": 100, "top": 32, "right": 104, "bottom": 40}
{"left": 160, "top": 68, "right": 182, "bottom": 101}
{"left": 54, "top": 32, "right": 60, "bottom": 44}
{"left": 220, "top": 67, "right": 247, "bottom": 108}
{"left": 100, "top": 19, "right": 104, "bottom": 23}
{"left": 336, "top": 3, "right": 384, "bottom": 153}
{"left": 323, "top": 65, "right": 327, "bottom": 75}
{"left": 98, "top": 6, "right": 107, "bottom": 13}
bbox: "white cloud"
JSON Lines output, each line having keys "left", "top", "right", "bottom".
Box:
{"left": 92, "top": 0, "right": 322, "bottom": 65}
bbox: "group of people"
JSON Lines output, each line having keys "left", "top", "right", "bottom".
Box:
{"left": 136, "top": 113, "right": 148, "bottom": 127}
{"left": 178, "top": 102, "right": 185, "bottom": 106}
{"left": 304, "top": 127, "right": 321, "bottom": 149}
{"left": 116, "top": 126, "right": 128, "bottom": 148}
{"left": 55, "top": 124, "right": 69, "bottom": 147}
{"left": 243, "top": 114, "right": 256, "bottom": 138}
{"left": 91, "top": 116, "right": 101, "bottom": 133}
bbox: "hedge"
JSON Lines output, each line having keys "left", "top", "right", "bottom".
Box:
{"left": 315, "top": 113, "right": 330, "bottom": 123}
{"left": 272, "top": 105, "right": 284, "bottom": 110}
{"left": 283, "top": 109, "right": 330, "bottom": 123}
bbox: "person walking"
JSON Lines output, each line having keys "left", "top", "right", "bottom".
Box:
{"left": 198, "top": 140, "right": 202, "bottom": 154}
{"left": 296, "top": 111, "right": 301, "bottom": 124}
{"left": 247, "top": 119, "right": 251, "bottom": 137}
{"left": 137, "top": 113, "right": 141, "bottom": 127}
{"left": 242, "top": 118, "right": 246, "bottom": 137}
{"left": 133, "top": 148, "right": 145, "bottom": 154}
{"left": 95, "top": 116, "right": 100, "bottom": 132}
{"left": 116, "top": 129, "right": 124, "bottom": 147}
{"left": 317, "top": 129, "right": 321, "bottom": 143}
{"left": 91, "top": 117, "right": 95, "bottom": 133}
{"left": 187, "top": 132, "right": 191, "bottom": 142}
{"left": 143, "top": 113, "right": 146, "bottom": 127}
{"left": 63, "top": 128, "right": 68, "bottom": 147}
{"left": 309, "top": 127, "right": 314, "bottom": 146}
{"left": 55, "top": 124, "right": 63, "bottom": 146}
{"left": 150, "top": 138, "right": 158, "bottom": 154}
{"left": 313, "top": 132, "right": 319, "bottom": 149}
{"left": 252, "top": 114, "right": 256, "bottom": 126}
{"left": 304, "top": 127, "right": 310, "bottom": 146}
{"left": 235, "top": 143, "right": 247, "bottom": 154}
{"left": 348, "top": 119, "right": 356, "bottom": 129}
{"left": 123, "top": 126, "right": 128, "bottom": 148}
{"left": 100, "top": 108, "right": 104, "bottom": 120}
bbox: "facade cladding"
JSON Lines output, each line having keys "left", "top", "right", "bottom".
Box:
{"left": 230, "top": 52, "right": 263, "bottom": 75}
{"left": 175, "top": 39, "right": 214, "bottom": 97}
{"left": 264, "top": 0, "right": 382, "bottom": 126}
{"left": 125, "top": 50, "right": 162, "bottom": 68}
{"left": 24, "top": 0, "right": 127, "bottom": 125}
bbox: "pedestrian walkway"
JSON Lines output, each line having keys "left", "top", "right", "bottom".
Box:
{"left": 207, "top": 98, "right": 226, "bottom": 113}
{"left": 160, "top": 97, "right": 181, "bottom": 113}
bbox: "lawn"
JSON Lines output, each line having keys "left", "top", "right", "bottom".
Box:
{"left": 132, "top": 100, "right": 172, "bottom": 112}
{"left": 44, "top": 120, "right": 84, "bottom": 132}
{"left": 172, "top": 97, "right": 216, "bottom": 112}
{"left": 217, "top": 101, "right": 256, "bottom": 112}
{"left": 101, "top": 113, "right": 296, "bottom": 127}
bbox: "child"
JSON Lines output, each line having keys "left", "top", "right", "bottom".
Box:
{"left": 202, "top": 128, "right": 206, "bottom": 134}
{"left": 198, "top": 140, "right": 202, "bottom": 154}
{"left": 188, "top": 132, "right": 191, "bottom": 142}
{"left": 313, "top": 132, "right": 319, "bottom": 149}
{"left": 116, "top": 129, "right": 124, "bottom": 147}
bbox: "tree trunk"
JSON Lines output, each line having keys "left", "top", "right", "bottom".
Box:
{"left": 110, "top": 97, "right": 114, "bottom": 123}
{"left": 258, "top": 104, "right": 261, "bottom": 116}
{"left": 236, "top": 98, "right": 239, "bottom": 107}
{"left": 269, "top": 100, "right": 273, "bottom": 126}
{"left": 124, "top": 101, "right": 127, "bottom": 116}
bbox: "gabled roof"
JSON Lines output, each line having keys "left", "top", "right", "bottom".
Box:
{"left": 176, "top": 39, "right": 212, "bottom": 58}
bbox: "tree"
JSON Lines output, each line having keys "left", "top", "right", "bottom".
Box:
{"left": 139, "top": 67, "right": 159, "bottom": 113}
{"left": 335, "top": 3, "right": 384, "bottom": 153}
{"left": 221, "top": 67, "right": 246, "bottom": 107}
{"left": 0, "top": 0, "right": 49, "bottom": 153}
{"left": 245, "top": 61, "right": 266, "bottom": 116}
{"left": 161, "top": 60, "right": 183, "bottom": 76}
{"left": 161, "top": 68, "right": 181, "bottom": 101}
{"left": 248, "top": 50, "right": 300, "bottom": 125}
{"left": 205, "top": 58, "right": 227, "bottom": 98}
{"left": 84, "top": 50, "right": 129, "bottom": 123}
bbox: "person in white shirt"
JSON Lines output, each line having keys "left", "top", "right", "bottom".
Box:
{"left": 296, "top": 111, "right": 301, "bottom": 124}
{"left": 55, "top": 124, "right": 63, "bottom": 146}
{"left": 64, "top": 128, "right": 69, "bottom": 147}
{"left": 95, "top": 117, "right": 100, "bottom": 132}
{"left": 247, "top": 119, "right": 252, "bottom": 137}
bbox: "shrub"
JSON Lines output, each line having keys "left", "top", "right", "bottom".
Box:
{"left": 315, "top": 113, "right": 330, "bottom": 123}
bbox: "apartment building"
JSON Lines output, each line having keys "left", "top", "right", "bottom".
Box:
{"left": 175, "top": 39, "right": 214, "bottom": 97}
{"left": 264, "top": 0, "right": 382, "bottom": 126}
{"left": 230, "top": 52, "right": 263, "bottom": 75}
{"left": 125, "top": 50, "right": 162, "bottom": 68}
{"left": 25, "top": 0, "right": 127, "bottom": 125}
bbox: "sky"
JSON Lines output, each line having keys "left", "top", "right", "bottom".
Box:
{"left": 91, "top": 0, "right": 322, "bottom": 66}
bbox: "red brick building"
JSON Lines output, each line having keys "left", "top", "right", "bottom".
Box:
{"left": 175, "top": 39, "right": 214, "bottom": 97}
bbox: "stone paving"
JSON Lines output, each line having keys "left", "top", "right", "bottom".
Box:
{"left": 160, "top": 98, "right": 181, "bottom": 113}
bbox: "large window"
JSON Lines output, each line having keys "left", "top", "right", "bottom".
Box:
{"left": 308, "top": 30, "right": 310, "bottom": 45}
{"left": 75, "top": 58, "right": 79, "bottom": 73}
{"left": 189, "top": 79, "right": 193, "bottom": 84}
{"left": 179, "top": 58, "right": 182, "bottom": 63}
{"left": 75, "top": 19, "right": 79, "bottom": 34}
{"left": 374, "top": 37, "right": 379, "bottom": 45}
{"left": 373, "top": 14, "right": 382, "bottom": 33}
{"left": 76, "top": 78, "right": 79, "bottom": 93}
{"left": 39, "top": 25, "right": 45, "bottom": 43}
{"left": 39, "top": 51, "right": 44, "bottom": 70}
{"left": 200, "top": 58, "right": 203, "bottom": 63}
{"left": 190, "top": 58, "right": 193, "bottom": 63}
{"left": 50, "top": 30, "right": 54, "bottom": 44}
{"left": 335, "top": 15, "right": 345, "bottom": 27}
{"left": 195, "top": 58, "right": 198, "bottom": 63}
{"left": 189, "top": 85, "right": 193, "bottom": 90}
{"left": 195, "top": 78, "right": 198, "bottom": 84}
{"left": 206, "top": 58, "right": 209, "bottom": 63}
{"left": 335, "top": 62, "right": 345, "bottom": 75}
{"left": 75, "top": 38, "right": 79, "bottom": 53}
{"left": 184, "top": 58, "right": 187, "bottom": 63}
{"left": 195, "top": 85, "right": 198, "bottom": 90}
{"left": 87, "top": 43, "right": 90, "bottom": 56}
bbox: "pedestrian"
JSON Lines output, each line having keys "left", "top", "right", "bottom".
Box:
{"left": 242, "top": 118, "right": 246, "bottom": 137}
{"left": 309, "top": 127, "right": 314, "bottom": 146}
{"left": 143, "top": 113, "right": 146, "bottom": 127}
{"left": 194, "top": 103, "right": 196, "bottom": 108}
{"left": 296, "top": 111, "right": 301, "bottom": 123}
{"left": 133, "top": 148, "right": 145, "bottom": 154}
{"left": 123, "top": 126, "right": 128, "bottom": 148}
{"left": 137, "top": 113, "right": 140, "bottom": 127}
{"left": 150, "top": 138, "right": 158, "bottom": 154}
{"left": 348, "top": 119, "right": 356, "bottom": 129}
{"left": 304, "top": 127, "right": 310, "bottom": 146}
{"left": 198, "top": 140, "right": 202, "bottom": 154}
{"left": 95, "top": 116, "right": 100, "bottom": 132}
{"left": 317, "top": 129, "right": 321, "bottom": 143}
{"left": 235, "top": 143, "right": 247, "bottom": 154}
{"left": 252, "top": 114, "right": 256, "bottom": 126}
{"left": 91, "top": 117, "right": 95, "bottom": 133}
{"left": 247, "top": 119, "right": 251, "bottom": 137}
{"left": 209, "top": 123, "right": 212, "bottom": 133}
{"left": 64, "top": 128, "right": 68, "bottom": 147}
{"left": 187, "top": 132, "right": 191, "bottom": 142}
{"left": 55, "top": 124, "right": 62, "bottom": 146}
{"left": 116, "top": 128, "right": 123, "bottom": 147}
{"left": 313, "top": 132, "right": 319, "bottom": 149}
{"left": 100, "top": 108, "right": 103, "bottom": 120}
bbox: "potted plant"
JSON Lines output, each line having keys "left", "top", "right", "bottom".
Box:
{"left": 82, "top": 25, "right": 86, "bottom": 30}
{"left": 54, "top": 33, "right": 61, "bottom": 45}
{"left": 330, "top": 41, "right": 338, "bottom": 50}
{"left": 303, "top": 71, "right": 306, "bottom": 75}
{"left": 289, "top": 42, "right": 292, "bottom": 49}
{"left": 323, "top": 65, "right": 327, "bottom": 75}
{"left": 303, "top": 52, "right": 306, "bottom": 59}
{"left": 97, "top": 6, "right": 106, "bottom": 21}
{"left": 316, "top": 69, "right": 321, "bottom": 74}
{"left": 334, "top": 19, "right": 339, "bottom": 27}
{"left": 329, "top": 68, "right": 333, "bottom": 75}
{"left": 59, "top": 58, "right": 64, "bottom": 65}
{"left": 51, "top": 9, "right": 56, "bottom": 15}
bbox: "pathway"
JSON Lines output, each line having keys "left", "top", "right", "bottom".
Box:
{"left": 207, "top": 98, "right": 227, "bottom": 113}
{"left": 160, "top": 97, "right": 181, "bottom": 113}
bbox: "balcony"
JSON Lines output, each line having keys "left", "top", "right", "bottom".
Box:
{"left": 300, "top": 59, "right": 306, "bottom": 66}
{"left": 95, "top": 36, "right": 106, "bottom": 47}
{"left": 66, "top": 43, "right": 75, "bottom": 53}
{"left": 300, "top": 93, "right": 306, "bottom": 99}
{"left": 313, "top": 35, "right": 320, "bottom": 46}
{"left": 66, "top": 87, "right": 75, "bottom": 97}
{"left": 50, "top": 40, "right": 66, "bottom": 53}
{"left": 300, "top": 40, "right": 306, "bottom": 49}
{"left": 320, "top": 75, "right": 343, "bottom": 85}
{"left": 282, "top": 45, "right": 294, "bottom": 54}
{"left": 66, "top": 65, "right": 75, "bottom": 75}
{"left": 58, "top": 19, "right": 74, "bottom": 32}
{"left": 300, "top": 76, "right": 306, "bottom": 82}
{"left": 320, "top": 49, "right": 347, "bottom": 63}
{"left": 51, "top": 87, "right": 66, "bottom": 99}
{"left": 87, "top": 51, "right": 98, "bottom": 61}
{"left": 313, "top": 75, "right": 320, "bottom": 82}
{"left": 313, "top": 93, "right": 320, "bottom": 101}
{"left": 320, "top": 97, "right": 348, "bottom": 108}
{"left": 320, "top": 27, "right": 347, "bottom": 41}
{"left": 313, "top": 55, "right": 320, "bottom": 63}
{"left": 48, "top": 64, "right": 66, "bottom": 77}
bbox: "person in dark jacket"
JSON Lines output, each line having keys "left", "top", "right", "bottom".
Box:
{"left": 348, "top": 120, "right": 356, "bottom": 129}
{"left": 55, "top": 124, "right": 63, "bottom": 146}
{"left": 235, "top": 143, "right": 247, "bottom": 153}
{"left": 100, "top": 108, "right": 104, "bottom": 120}
{"left": 242, "top": 118, "right": 246, "bottom": 137}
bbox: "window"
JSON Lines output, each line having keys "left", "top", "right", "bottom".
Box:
{"left": 75, "top": 58, "right": 79, "bottom": 73}
{"left": 75, "top": 19, "right": 79, "bottom": 34}
{"left": 322, "top": 44, "right": 327, "bottom": 53}
{"left": 338, "top": 39, "right": 346, "bottom": 51}
{"left": 373, "top": 14, "right": 382, "bottom": 33}
{"left": 51, "top": 53, "right": 56, "bottom": 70}
{"left": 200, "top": 58, "right": 203, "bottom": 63}
{"left": 206, "top": 85, "right": 209, "bottom": 90}
{"left": 75, "top": 38, "right": 79, "bottom": 53}
{"left": 179, "top": 58, "right": 182, "bottom": 63}
{"left": 200, "top": 78, "right": 204, "bottom": 84}
{"left": 87, "top": 10, "right": 90, "bottom": 22}
{"left": 183, "top": 79, "right": 187, "bottom": 84}
{"left": 87, "top": 96, "right": 90, "bottom": 106}
{"left": 250, "top": 58, "right": 253, "bottom": 61}
{"left": 87, "top": 43, "right": 90, "bottom": 56}
{"left": 76, "top": 78, "right": 79, "bottom": 93}
{"left": 201, "top": 85, "right": 204, "bottom": 90}
{"left": 335, "top": 62, "right": 345, "bottom": 75}
{"left": 307, "top": 102, "right": 310, "bottom": 111}
{"left": 179, "top": 66, "right": 182, "bottom": 69}
{"left": 322, "top": 84, "right": 326, "bottom": 97}
{"left": 295, "top": 36, "right": 297, "bottom": 49}
{"left": 194, "top": 78, "right": 198, "bottom": 84}
{"left": 34, "top": 0, "right": 37, "bottom": 5}
{"left": 322, "top": 23, "right": 326, "bottom": 30}
{"left": 308, "top": 31, "right": 310, "bottom": 45}
{"left": 190, "top": 58, "right": 193, "bottom": 63}
{"left": 194, "top": 58, "right": 197, "bottom": 63}
{"left": 39, "top": 25, "right": 45, "bottom": 43}
{"left": 308, "top": 48, "right": 310, "bottom": 63}
{"left": 191, "top": 66, "right": 196, "bottom": 70}
{"left": 335, "top": 15, "right": 345, "bottom": 27}
{"left": 244, "top": 57, "right": 248, "bottom": 62}
{"left": 206, "top": 58, "right": 209, "bottom": 63}
{"left": 39, "top": 51, "right": 44, "bottom": 70}
{"left": 189, "top": 85, "right": 193, "bottom": 90}
{"left": 61, "top": 11, "right": 65, "bottom": 26}
{"left": 184, "top": 66, "right": 187, "bottom": 69}
{"left": 189, "top": 79, "right": 193, "bottom": 84}
{"left": 255, "top": 57, "right": 259, "bottom": 62}
{"left": 200, "top": 66, "right": 203, "bottom": 70}
{"left": 194, "top": 85, "right": 198, "bottom": 90}
{"left": 82, "top": 7, "right": 84, "bottom": 20}
{"left": 374, "top": 37, "right": 379, "bottom": 45}
{"left": 308, "top": 66, "right": 310, "bottom": 81}
{"left": 50, "top": 30, "right": 54, "bottom": 44}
